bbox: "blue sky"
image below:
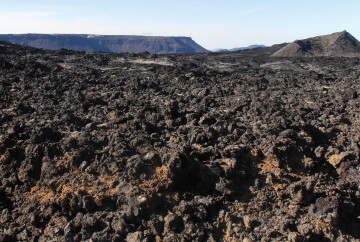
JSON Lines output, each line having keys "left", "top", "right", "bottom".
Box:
{"left": 0, "top": 1, "right": 359, "bottom": 49}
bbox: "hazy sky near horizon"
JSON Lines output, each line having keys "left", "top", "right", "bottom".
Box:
{"left": 0, "top": 1, "right": 359, "bottom": 49}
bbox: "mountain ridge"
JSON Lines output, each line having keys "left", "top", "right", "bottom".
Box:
{"left": 212, "top": 44, "right": 266, "bottom": 52}
{"left": 0, "top": 34, "right": 209, "bottom": 54}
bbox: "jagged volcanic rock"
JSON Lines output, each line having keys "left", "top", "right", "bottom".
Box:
{"left": 272, "top": 31, "right": 360, "bottom": 57}
{"left": 0, "top": 41, "right": 359, "bottom": 241}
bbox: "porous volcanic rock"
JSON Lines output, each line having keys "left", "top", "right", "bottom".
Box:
{"left": 0, "top": 41, "right": 359, "bottom": 241}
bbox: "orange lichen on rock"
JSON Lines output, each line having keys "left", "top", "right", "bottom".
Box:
{"left": 56, "top": 151, "right": 76, "bottom": 168}
{"left": 273, "top": 183, "right": 286, "bottom": 191}
{"left": 259, "top": 157, "right": 296, "bottom": 192}
{"left": 259, "top": 157, "right": 281, "bottom": 175}
{"left": 25, "top": 173, "right": 121, "bottom": 205}
{"left": 139, "top": 165, "right": 169, "bottom": 193}
{"left": 27, "top": 185, "right": 55, "bottom": 204}
{"left": 327, "top": 151, "right": 353, "bottom": 167}
{"left": 327, "top": 154, "right": 343, "bottom": 167}
{"left": 98, "top": 174, "right": 118, "bottom": 186}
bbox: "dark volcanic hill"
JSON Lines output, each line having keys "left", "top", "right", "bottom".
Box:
{"left": 272, "top": 31, "right": 360, "bottom": 57}
{"left": 0, "top": 34, "right": 208, "bottom": 54}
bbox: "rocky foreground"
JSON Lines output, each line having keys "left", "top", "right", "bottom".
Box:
{"left": 0, "top": 42, "right": 359, "bottom": 241}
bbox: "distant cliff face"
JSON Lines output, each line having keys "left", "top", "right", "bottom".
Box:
{"left": 272, "top": 31, "right": 360, "bottom": 57}
{"left": 0, "top": 34, "right": 208, "bottom": 54}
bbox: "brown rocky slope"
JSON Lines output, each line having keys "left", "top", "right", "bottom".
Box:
{"left": 272, "top": 31, "right": 360, "bottom": 57}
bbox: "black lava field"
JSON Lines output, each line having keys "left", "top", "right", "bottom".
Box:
{"left": 0, "top": 42, "right": 359, "bottom": 241}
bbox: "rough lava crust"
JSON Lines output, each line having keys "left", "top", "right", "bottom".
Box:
{"left": 0, "top": 41, "right": 359, "bottom": 241}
